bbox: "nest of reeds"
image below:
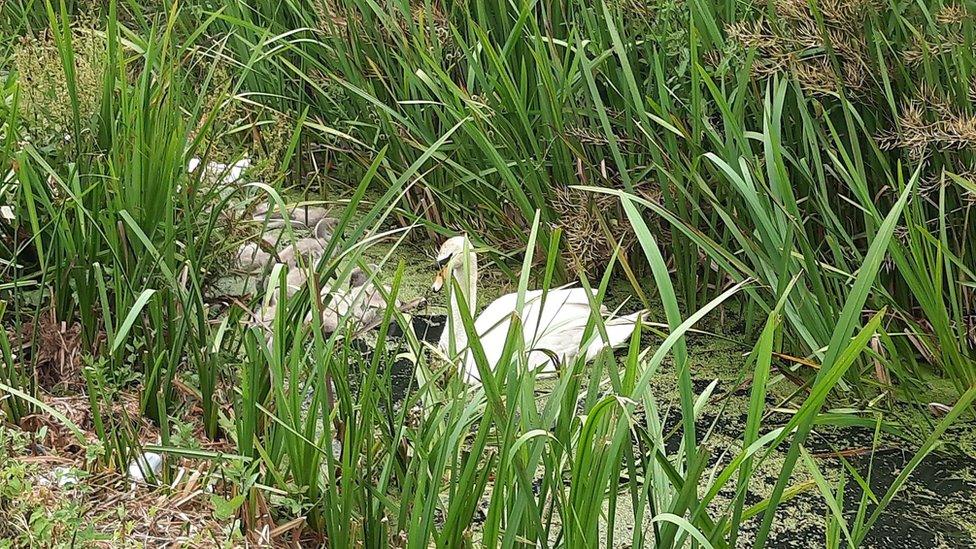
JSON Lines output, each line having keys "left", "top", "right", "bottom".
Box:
{"left": 552, "top": 186, "right": 640, "bottom": 277}
{"left": 2, "top": 382, "right": 274, "bottom": 546}
{"left": 14, "top": 310, "right": 86, "bottom": 394}
{"left": 6, "top": 417, "right": 239, "bottom": 547}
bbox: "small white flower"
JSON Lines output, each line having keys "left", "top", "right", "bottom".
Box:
{"left": 127, "top": 452, "right": 163, "bottom": 484}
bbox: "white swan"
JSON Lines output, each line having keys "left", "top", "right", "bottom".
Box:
{"left": 431, "top": 236, "right": 642, "bottom": 383}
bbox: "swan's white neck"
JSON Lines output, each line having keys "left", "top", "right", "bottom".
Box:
{"left": 442, "top": 248, "right": 478, "bottom": 355}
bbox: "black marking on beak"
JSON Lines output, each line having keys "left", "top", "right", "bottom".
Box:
{"left": 434, "top": 255, "right": 451, "bottom": 268}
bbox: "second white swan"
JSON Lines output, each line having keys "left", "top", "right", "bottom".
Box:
{"left": 431, "top": 236, "right": 642, "bottom": 383}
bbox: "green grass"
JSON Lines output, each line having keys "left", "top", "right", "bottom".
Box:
{"left": 0, "top": 0, "right": 974, "bottom": 545}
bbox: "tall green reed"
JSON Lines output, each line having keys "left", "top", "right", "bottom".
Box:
{"left": 1, "top": 0, "right": 974, "bottom": 545}
{"left": 198, "top": 0, "right": 976, "bottom": 394}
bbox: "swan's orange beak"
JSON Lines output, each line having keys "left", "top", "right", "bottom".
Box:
{"left": 431, "top": 267, "right": 446, "bottom": 292}
{"left": 432, "top": 255, "right": 450, "bottom": 292}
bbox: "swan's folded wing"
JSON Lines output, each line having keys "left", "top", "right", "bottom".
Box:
{"left": 528, "top": 310, "right": 642, "bottom": 369}
{"left": 471, "top": 289, "right": 543, "bottom": 340}
{"left": 519, "top": 288, "right": 598, "bottom": 346}
{"left": 582, "top": 311, "right": 642, "bottom": 361}
{"left": 471, "top": 288, "right": 631, "bottom": 372}
{"left": 474, "top": 288, "right": 595, "bottom": 342}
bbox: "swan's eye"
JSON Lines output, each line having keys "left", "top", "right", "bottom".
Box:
{"left": 434, "top": 254, "right": 452, "bottom": 268}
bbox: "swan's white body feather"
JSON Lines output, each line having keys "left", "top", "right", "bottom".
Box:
{"left": 439, "top": 287, "right": 640, "bottom": 383}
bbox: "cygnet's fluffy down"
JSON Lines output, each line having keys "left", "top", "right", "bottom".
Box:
{"left": 253, "top": 266, "right": 399, "bottom": 340}
{"left": 253, "top": 202, "right": 334, "bottom": 229}
{"left": 270, "top": 219, "right": 337, "bottom": 268}
{"left": 236, "top": 242, "right": 272, "bottom": 273}
{"left": 307, "top": 268, "right": 400, "bottom": 334}
{"left": 346, "top": 281, "right": 399, "bottom": 326}
{"left": 237, "top": 217, "right": 336, "bottom": 273}
{"left": 261, "top": 227, "right": 286, "bottom": 247}
{"left": 275, "top": 262, "right": 328, "bottom": 302}
{"left": 253, "top": 302, "right": 281, "bottom": 340}
{"left": 235, "top": 237, "right": 321, "bottom": 273}
{"left": 277, "top": 238, "right": 325, "bottom": 267}
{"left": 313, "top": 217, "right": 338, "bottom": 240}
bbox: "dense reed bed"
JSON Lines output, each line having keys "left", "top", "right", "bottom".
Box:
{"left": 0, "top": 0, "right": 974, "bottom": 546}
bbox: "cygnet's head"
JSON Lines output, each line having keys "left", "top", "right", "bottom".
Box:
{"left": 313, "top": 217, "right": 339, "bottom": 240}
{"left": 348, "top": 268, "right": 365, "bottom": 288}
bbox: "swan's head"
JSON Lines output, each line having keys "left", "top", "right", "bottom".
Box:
{"left": 431, "top": 235, "right": 471, "bottom": 292}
